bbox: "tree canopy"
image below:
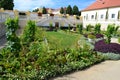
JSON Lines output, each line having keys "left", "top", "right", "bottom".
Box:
{"left": 0, "top": 0, "right": 14, "bottom": 10}
{"left": 73, "top": 5, "right": 79, "bottom": 15}
{"left": 66, "top": 5, "right": 72, "bottom": 15}
{"left": 42, "top": 7, "right": 47, "bottom": 14}
{"left": 60, "top": 7, "right": 64, "bottom": 14}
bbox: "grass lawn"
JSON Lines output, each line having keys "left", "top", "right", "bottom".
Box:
{"left": 46, "top": 30, "right": 81, "bottom": 49}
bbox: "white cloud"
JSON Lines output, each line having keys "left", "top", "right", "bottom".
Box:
{"left": 14, "top": 0, "right": 54, "bottom": 11}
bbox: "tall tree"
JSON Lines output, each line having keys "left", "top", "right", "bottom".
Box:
{"left": 0, "top": 0, "right": 14, "bottom": 10}
{"left": 42, "top": 7, "right": 47, "bottom": 14}
{"left": 60, "top": 7, "right": 64, "bottom": 14}
{"left": 72, "top": 5, "right": 79, "bottom": 15}
{"left": 66, "top": 5, "right": 72, "bottom": 15}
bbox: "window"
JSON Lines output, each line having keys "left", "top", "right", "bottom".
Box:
{"left": 91, "top": 15, "right": 94, "bottom": 19}
{"left": 101, "top": 15, "right": 104, "bottom": 19}
{"left": 84, "top": 16, "right": 86, "bottom": 20}
{"left": 111, "top": 14, "right": 115, "bottom": 18}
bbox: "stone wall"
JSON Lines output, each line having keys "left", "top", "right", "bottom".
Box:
{"left": 0, "top": 22, "right": 6, "bottom": 38}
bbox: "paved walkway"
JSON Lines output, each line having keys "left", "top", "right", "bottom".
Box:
{"left": 52, "top": 60, "right": 120, "bottom": 80}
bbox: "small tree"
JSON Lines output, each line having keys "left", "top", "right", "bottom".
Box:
{"left": 66, "top": 5, "right": 72, "bottom": 15}
{"left": 106, "top": 24, "right": 115, "bottom": 44}
{"left": 72, "top": 5, "right": 79, "bottom": 15}
{"left": 77, "top": 24, "right": 83, "bottom": 34}
{"left": 22, "top": 20, "right": 36, "bottom": 45}
{"left": 86, "top": 24, "right": 93, "bottom": 32}
{"left": 60, "top": 7, "right": 64, "bottom": 14}
{"left": 49, "top": 22, "right": 53, "bottom": 31}
{"left": 5, "top": 17, "right": 21, "bottom": 53}
{"left": 94, "top": 23, "right": 101, "bottom": 34}
{"left": 42, "top": 7, "right": 47, "bottom": 14}
{"left": 68, "top": 24, "right": 71, "bottom": 32}
{"left": 0, "top": 0, "right": 14, "bottom": 10}
{"left": 113, "top": 26, "right": 119, "bottom": 36}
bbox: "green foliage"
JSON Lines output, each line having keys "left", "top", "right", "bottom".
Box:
{"left": 49, "top": 22, "right": 53, "bottom": 27}
{"left": 98, "top": 52, "right": 120, "bottom": 60}
{"left": 106, "top": 24, "right": 115, "bottom": 44}
{"left": 78, "top": 36, "right": 94, "bottom": 51}
{"left": 118, "top": 37, "right": 120, "bottom": 43}
{"left": 0, "top": 23, "right": 105, "bottom": 79}
{"left": 88, "top": 34, "right": 96, "bottom": 39}
{"left": 86, "top": 24, "right": 93, "bottom": 31}
{"left": 72, "top": 5, "right": 79, "bottom": 15}
{"left": 94, "top": 23, "right": 101, "bottom": 34}
{"left": 113, "top": 26, "right": 119, "bottom": 36}
{"left": 22, "top": 20, "right": 36, "bottom": 45}
{"left": 5, "top": 17, "right": 21, "bottom": 53}
{"left": 60, "top": 7, "right": 64, "bottom": 14}
{"left": 68, "top": 24, "right": 71, "bottom": 32}
{"left": 46, "top": 31, "right": 80, "bottom": 49}
{"left": 0, "top": 0, "right": 14, "bottom": 10}
{"left": 66, "top": 5, "right": 72, "bottom": 15}
{"left": 49, "top": 22, "right": 53, "bottom": 31}
{"left": 42, "top": 7, "right": 47, "bottom": 14}
{"left": 77, "top": 24, "right": 83, "bottom": 34}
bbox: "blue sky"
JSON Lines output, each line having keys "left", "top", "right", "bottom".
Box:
{"left": 14, "top": 0, "right": 95, "bottom": 11}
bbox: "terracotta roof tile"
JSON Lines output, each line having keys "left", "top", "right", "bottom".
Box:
{"left": 83, "top": 0, "right": 120, "bottom": 11}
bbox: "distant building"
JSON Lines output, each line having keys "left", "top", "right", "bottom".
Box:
{"left": 46, "top": 8, "right": 60, "bottom": 14}
{"left": 81, "top": 0, "right": 120, "bottom": 30}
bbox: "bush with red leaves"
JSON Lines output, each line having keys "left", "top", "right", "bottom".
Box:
{"left": 94, "top": 40, "right": 120, "bottom": 54}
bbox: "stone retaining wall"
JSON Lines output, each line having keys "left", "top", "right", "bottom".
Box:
{"left": 0, "top": 22, "right": 6, "bottom": 38}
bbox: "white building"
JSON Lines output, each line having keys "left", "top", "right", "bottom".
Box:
{"left": 81, "top": 0, "right": 120, "bottom": 30}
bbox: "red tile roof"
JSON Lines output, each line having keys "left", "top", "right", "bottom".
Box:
{"left": 83, "top": 0, "right": 120, "bottom": 11}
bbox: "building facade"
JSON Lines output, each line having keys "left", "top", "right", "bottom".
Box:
{"left": 81, "top": 0, "right": 120, "bottom": 30}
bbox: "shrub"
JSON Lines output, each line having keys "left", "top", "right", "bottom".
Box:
{"left": 22, "top": 20, "right": 36, "bottom": 45}
{"left": 105, "top": 24, "right": 115, "bottom": 44}
{"left": 95, "top": 34, "right": 104, "bottom": 39}
{"left": 86, "top": 24, "right": 93, "bottom": 31}
{"left": 88, "top": 34, "right": 96, "bottom": 39}
{"left": 77, "top": 23, "right": 83, "bottom": 34}
{"left": 5, "top": 17, "right": 21, "bottom": 53}
{"left": 49, "top": 22, "right": 53, "bottom": 31}
{"left": 98, "top": 52, "right": 120, "bottom": 60}
{"left": 113, "top": 26, "right": 119, "bottom": 37}
{"left": 83, "top": 33, "right": 104, "bottom": 39}
{"left": 94, "top": 40, "right": 120, "bottom": 54}
{"left": 94, "top": 23, "right": 101, "bottom": 34}
{"left": 118, "top": 37, "right": 120, "bottom": 43}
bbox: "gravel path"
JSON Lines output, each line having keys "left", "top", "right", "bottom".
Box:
{"left": 52, "top": 60, "right": 120, "bottom": 80}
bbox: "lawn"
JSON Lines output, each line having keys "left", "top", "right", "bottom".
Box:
{"left": 46, "top": 30, "right": 81, "bottom": 49}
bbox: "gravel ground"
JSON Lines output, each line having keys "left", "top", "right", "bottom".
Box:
{"left": 52, "top": 60, "right": 120, "bottom": 80}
